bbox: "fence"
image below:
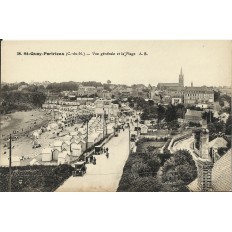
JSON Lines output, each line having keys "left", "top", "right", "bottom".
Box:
{"left": 168, "top": 132, "right": 193, "bottom": 153}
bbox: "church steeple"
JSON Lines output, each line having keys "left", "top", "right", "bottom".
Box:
{"left": 179, "top": 67, "right": 184, "bottom": 87}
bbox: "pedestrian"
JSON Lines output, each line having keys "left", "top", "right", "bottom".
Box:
{"left": 106, "top": 151, "right": 109, "bottom": 159}
{"left": 90, "top": 154, "right": 93, "bottom": 163}
{"left": 93, "top": 157, "right": 96, "bottom": 165}
{"left": 106, "top": 147, "right": 109, "bottom": 152}
{"left": 85, "top": 156, "right": 89, "bottom": 163}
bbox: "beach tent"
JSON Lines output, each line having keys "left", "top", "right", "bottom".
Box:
{"left": 62, "top": 141, "right": 71, "bottom": 151}
{"left": 52, "top": 148, "right": 61, "bottom": 161}
{"left": 70, "top": 142, "right": 82, "bottom": 157}
{"left": 53, "top": 140, "right": 63, "bottom": 150}
{"left": 58, "top": 151, "right": 71, "bottom": 164}
{"left": 30, "top": 158, "right": 41, "bottom": 166}
{"left": 41, "top": 148, "right": 53, "bottom": 162}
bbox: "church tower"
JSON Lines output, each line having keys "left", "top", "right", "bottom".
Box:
{"left": 179, "top": 67, "right": 184, "bottom": 87}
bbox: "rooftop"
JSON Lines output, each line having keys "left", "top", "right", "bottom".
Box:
{"left": 208, "top": 137, "right": 228, "bottom": 148}
{"left": 185, "top": 109, "right": 203, "bottom": 117}
{"left": 188, "top": 149, "right": 232, "bottom": 192}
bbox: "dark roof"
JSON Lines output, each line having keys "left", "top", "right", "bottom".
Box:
{"left": 188, "top": 149, "right": 232, "bottom": 192}
{"left": 158, "top": 83, "right": 180, "bottom": 87}
{"left": 211, "top": 149, "right": 232, "bottom": 191}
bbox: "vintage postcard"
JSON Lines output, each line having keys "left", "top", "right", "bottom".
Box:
{"left": 0, "top": 40, "right": 231, "bottom": 192}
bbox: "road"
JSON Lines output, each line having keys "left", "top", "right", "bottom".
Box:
{"left": 56, "top": 128, "right": 130, "bottom": 192}
{"left": 172, "top": 136, "right": 198, "bottom": 161}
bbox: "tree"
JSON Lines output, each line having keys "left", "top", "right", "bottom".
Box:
{"left": 107, "top": 80, "right": 111, "bottom": 85}
{"left": 225, "top": 115, "right": 232, "bottom": 135}
{"left": 147, "top": 155, "right": 161, "bottom": 175}
{"left": 165, "top": 104, "right": 177, "bottom": 122}
{"left": 202, "top": 111, "right": 218, "bottom": 124}
{"left": 157, "top": 104, "right": 165, "bottom": 124}
{"left": 162, "top": 149, "right": 197, "bottom": 187}
{"left": 176, "top": 103, "right": 186, "bottom": 119}
{"left": 208, "top": 121, "right": 225, "bottom": 138}
{"left": 214, "top": 90, "right": 220, "bottom": 102}
{"left": 128, "top": 176, "right": 162, "bottom": 192}
{"left": 1, "top": 85, "right": 9, "bottom": 91}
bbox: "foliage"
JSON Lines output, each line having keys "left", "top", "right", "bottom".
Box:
{"left": 0, "top": 164, "right": 74, "bottom": 192}
{"left": 0, "top": 91, "right": 46, "bottom": 113}
{"left": 213, "top": 90, "right": 221, "bottom": 102}
{"left": 157, "top": 104, "right": 166, "bottom": 123}
{"left": 165, "top": 104, "right": 177, "bottom": 122}
{"left": 82, "top": 81, "right": 103, "bottom": 87}
{"left": 157, "top": 150, "right": 171, "bottom": 166}
{"left": 219, "top": 94, "right": 231, "bottom": 107}
{"left": 175, "top": 103, "right": 186, "bottom": 119}
{"left": 225, "top": 115, "right": 232, "bottom": 135}
{"left": 188, "top": 121, "right": 201, "bottom": 127}
{"left": 162, "top": 149, "right": 197, "bottom": 188}
{"left": 141, "top": 105, "right": 158, "bottom": 120}
{"left": 202, "top": 111, "right": 218, "bottom": 124}
{"left": 126, "top": 176, "right": 163, "bottom": 192}
{"left": 46, "top": 81, "right": 79, "bottom": 92}
{"left": 167, "top": 120, "right": 180, "bottom": 130}
{"left": 208, "top": 121, "right": 225, "bottom": 140}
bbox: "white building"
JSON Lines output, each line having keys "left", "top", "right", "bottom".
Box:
{"left": 70, "top": 143, "right": 82, "bottom": 157}
{"left": 58, "top": 151, "right": 71, "bottom": 165}
{"left": 41, "top": 148, "right": 53, "bottom": 162}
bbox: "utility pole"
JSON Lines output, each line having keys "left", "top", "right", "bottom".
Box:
{"left": 105, "top": 109, "right": 107, "bottom": 136}
{"left": 9, "top": 134, "right": 12, "bottom": 192}
{"left": 102, "top": 107, "right": 105, "bottom": 138}
{"left": 86, "top": 120, "right": 88, "bottom": 150}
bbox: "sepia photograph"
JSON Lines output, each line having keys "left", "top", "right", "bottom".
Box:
{"left": 0, "top": 40, "right": 231, "bottom": 192}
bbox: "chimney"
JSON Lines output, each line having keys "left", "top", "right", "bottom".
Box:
{"left": 199, "top": 129, "right": 209, "bottom": 159}
{"left": 195, "top": 128, "right": 214, "bottom": 191}
{"left": 196, "top": 159, "right": 214, "bottom": 191}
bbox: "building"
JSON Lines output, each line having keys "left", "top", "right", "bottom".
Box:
{"left": 208, "top": 137, "right": 228, "bottom": 163}
{"left": 94, "top": 99, "right": 119, "bottom": 119}
{"left": 171, "top": 97, "right": 182, "bottom": 105}
{"left": 58, "top": 151, "right": 71, "bottom": 165}
{"left": 184, "top": 86, "right": 214, "bottom": 105}
{"left": 62, "top": 141, "right": 71, "bottom": 152}
{"left": 41, "top": 148, "right": 53, "bottom": 162}
{"left": 140, "top": 124, "right": 148, "bottom": 134}
{"left": 157, "top": 68, "right": 184, "bottom": 90}
{"left": 70, "top": 142, "right": 82, "bottom": 157}
{"left": 78, "top": 85, "right": 97, "bottom": 96}
{"left": 157, "top": 68, "right": 214, "bottom": 106}
{"left": 52, "top": 148, "right": 60, "bottom": 161}
{"left": 188, "top": 148, "right": 232, "bottom": 191}
{"left": 185, "top": 109, "right": 202, "bottom": 123}
{"left": 53, "top": 141, "right": 63, "bottom": 151}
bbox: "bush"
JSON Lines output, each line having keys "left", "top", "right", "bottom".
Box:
{"left": 126, "top": 176, "right": 162, "bottom": 192}
{"left": 0, "top": 165, "right": 74, "bottom": 192}
{"left": 162, "top": 149, "right": 197, "bottom": 189}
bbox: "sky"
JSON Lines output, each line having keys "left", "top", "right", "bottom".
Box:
{"left": 2, "top": 40, "right": 231, "bottom": 87}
